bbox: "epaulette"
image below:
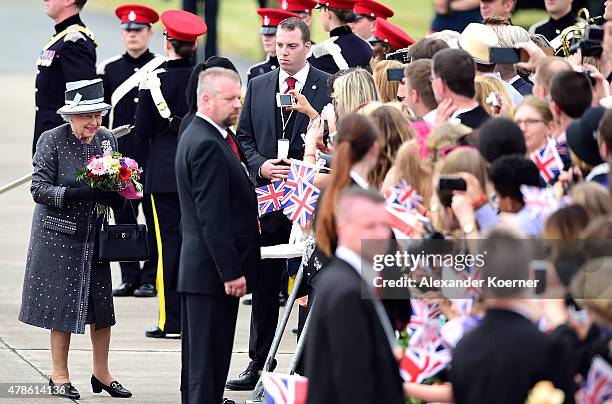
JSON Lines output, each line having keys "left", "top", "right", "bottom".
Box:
{"left": 96, "top": 54, "right": 123, "bottom": 75}
{"left": 64, "top": 25, "right": 86, "bottom": 43}
{"left": 311, "top": 36, "right": 340, "bottom": 58}
{"left": 528, "top": 18, "right": 548, "bottom": 34}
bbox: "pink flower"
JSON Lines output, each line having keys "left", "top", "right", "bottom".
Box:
{"left": 123, "top": 157, "right": 139, "bottom": 170}
{"left": 87, "top": 158, "right": 107, "bottom": 176}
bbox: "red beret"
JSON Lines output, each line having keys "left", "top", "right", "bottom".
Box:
{"left": 115, "top": 4, "right": 159, "bottom": 28}
{"left": 314, "top": 0, "right": 359, "bottom": 10}
{"left": 373, "top": 17, "right": 415, "bottom": 49}
{"left": 354, "top": 0, "right": 394, "bottom": 20}
{"left": 278, "top": 0, "right": 318, "bottom": 14}
{"left": 257, "top": 8, "right": 301, "bottom": 35}
{"left": 161, "top": 10, "right": 207, "bottom": 42}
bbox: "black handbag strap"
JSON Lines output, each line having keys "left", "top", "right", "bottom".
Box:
{"left": 100, "top": 200, "right": 138, "bottom": 232}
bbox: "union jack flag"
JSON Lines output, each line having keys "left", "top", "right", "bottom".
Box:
{"left": 407, "top": 299, "right": 442, "bottom": 350}
{"left": 256, "top": 181, "right": 286, "bottom": 217}
{"left": 385, "top": 180, "right": 423, "bottom": 210}
{"left": 579, "top": 356, "right": 612, "bottom": 404}
{"left": 399, "top": 347, "right": 451, "bottom": 383}
{"left": 386, "top": 202, "right": 418, "bottom": 239}
{"left": 520, "top": 185, "right": 563, "bottom": 223}
{"left": 531, "top": 140, "right": 563, "bottom": 184}
{"left": 263, "top": 372, "right": 308, "bottom": 404}
{"left": 283, "top": 182, "right": 320, "bottom": 227}
{"left": 460, "top": 265, "right": 481, "bottom": 301}
{"left": 283, "top": 159, "right": 317, "bottom": 204}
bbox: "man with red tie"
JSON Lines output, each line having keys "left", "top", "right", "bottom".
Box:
{"left": 351, "top": 0, "right": 394, "bottom": 40}
{"left": 228, "top": 17, "right": 331, "bottom": 391}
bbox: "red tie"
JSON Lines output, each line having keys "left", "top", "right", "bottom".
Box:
{"left": 225, "top": 130, "right": 240, "bottom": 160}
{"left": 285, "top": 76, "right": 296, "bottom": 93}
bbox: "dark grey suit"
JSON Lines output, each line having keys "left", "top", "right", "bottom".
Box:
{"left": 175, "top": 115, "right": 260, "bottom": 403}
{"left": 236, "top": 65, "right": 332, "bottom": 368}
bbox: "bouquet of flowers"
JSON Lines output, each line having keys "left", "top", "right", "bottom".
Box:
{"left": 76, "top": 150, "right": 143, "bottom": 199}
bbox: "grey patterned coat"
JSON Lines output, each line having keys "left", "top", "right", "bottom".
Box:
{"left": 19, "top": 124, "right": 117, "bottom": 334}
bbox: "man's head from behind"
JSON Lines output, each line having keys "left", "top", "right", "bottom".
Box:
{"left": 336, "top": 187, "right": 390, "bottom": 262}
{"left": 550, "top": 70, "right": 592, "bottom": 119}
{"left": 533, "top": 56, "right": 572, "bottom": 98}
{"left": 480, "top": 0, "right": 516, "bottom": 20}
{"left": 403, "top": 59, "right": 437, "bottom": 116}
{"left": 197, "top": 67, "right": 242, "bottom": 128}
{"left": 45, "top": 0, "right": 86, "bottom": 20}
{"left": 432, "top": 48, "right": 477, "bottom": 101}
{"left": 276, "top": 17, "right": 312, "bottom": 75}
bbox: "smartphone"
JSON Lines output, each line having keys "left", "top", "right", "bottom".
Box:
{"left": 586, "top": 26, "right": 604, "bottom": 42}
{"left": 322, "top": 119, "right": 330, "bottom": 147}
{"left": 437, "top": 175, "right": 467, "bottom": 192}
{"left": 276, "top": 93, "right": 295, "bottom": 107}
{"left": 530, "top": 260, "right": 548, "bottom": 295}
{"left": 489, "top": 47, "right": 528, "bottom": 64}
{"left": 387, "top": 67, "right": 405, "bottom": 82}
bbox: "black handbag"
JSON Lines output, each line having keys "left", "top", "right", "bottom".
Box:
{"left": 98, "top": 203, "right": 149, "bottom": 262}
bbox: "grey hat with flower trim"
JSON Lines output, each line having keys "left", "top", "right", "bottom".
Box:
{"left": 56, "top": 79, "right": 112, "bottom": 115}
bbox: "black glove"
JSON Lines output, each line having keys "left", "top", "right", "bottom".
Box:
{"left": 65, "top": 187, "right": 125, "bottom": 210}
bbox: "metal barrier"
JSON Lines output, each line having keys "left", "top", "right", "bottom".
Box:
{"left": 0, "top": 125, "right": 132, "bottom": 196}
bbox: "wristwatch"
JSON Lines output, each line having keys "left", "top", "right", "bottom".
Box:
{"left": 463, "top": 222, "right": 475, "bottom": 235}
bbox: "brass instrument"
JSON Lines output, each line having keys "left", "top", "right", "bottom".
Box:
{"left": 556, "top": 8, "right": 603, "bottom": 57}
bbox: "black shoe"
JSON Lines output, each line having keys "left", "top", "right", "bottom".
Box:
{"left": 225, "top": 360, "right": 276, "bottom": 391}
{"left": 133, "top": 284, "right": 156, "bottom": 297}
{"left": 242, "top": 297, "right": 252, "bottom": 305}
{"left": 145, "top": 326, "right": 180, "bottom": 339}
{"left": 49, "top": 378, "right": 80, "bottom": 400}
{"left": 91, "top": 375, "right": 132, "bottom": 398}
{"left": 112, "top": 283, "right": 135, "bottom": 297}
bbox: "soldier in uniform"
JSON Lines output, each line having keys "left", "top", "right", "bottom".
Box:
{"left": 247, "top": 8, "right": 300, "bottom": 84}
{"left": 309, "top": 0, "right": 373, "bottom": 75}
{"left": 135, "top": 9, "right": 206, "bottom": 339}
{"left": 98, "top": 4, "right": 164, "bottom": 299}
{"left": 369, "top": 17, "right": 415, "bottom": 60}
{"left": 350, "top": 0, "right": 394, "bottom": 41}
{"left": 529, "top": 0, "right": 578, "bottom": 46}
{"left": 34, "top": 0, "right": 96, "bottom": 155}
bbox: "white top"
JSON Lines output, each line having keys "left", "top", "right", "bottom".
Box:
{"left": 350, "top": 170, "right": 369, "bottom": 189}
{"left": 423, "top": 109, "right": 437, "bottom": 125}
{"left": 196, "top": 112, "right": 227, "bottom": 138}
{"left": 278, "top": 62, "right": 310, "bottom": 94}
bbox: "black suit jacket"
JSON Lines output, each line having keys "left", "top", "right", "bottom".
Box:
{"left": 175, "top": 116, "right": 260, "bottom": 296}
{"left": 512, "top": 76, "right": 534, "bottom": 97}
{"left": 305, "top": 258, "right": 405, "bottom": 404}
{"left": 236, "top": 65, "right": 331, "bottom": 186}
{"left": 451, "top": 309, "right": 576, "bottom": 404}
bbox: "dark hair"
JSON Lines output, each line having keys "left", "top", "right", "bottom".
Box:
{"left": 74, "top": 0, "right": 87, "bottom": 9}
{"left": 324, "top": 6, "right": 356, "bottom": 23}
{"left": 478, "top": 118, "right": 526, "bottom": 163}
{"left": 185, "top": 56, "right": 239, "bottom": 112}
{"left": 550, "top": 71, "right": 592, "bottom": 118}
{"left": 316, "top": 114, "right": 379, "bottom": 256}
{"left": 405, "top": 59, "right": 437, "bottom": 111}
{"left": 482, "top": 16, "right": 512, "bottom": 26}
{"left": 432, "top": 48, "right": 476, "bottom": 98}
{"left": 409, "top": 38, "right": 449, "bottom": 61}
{"left": 279, "top": 17, "right": 311, "bottom": 43}
{"left": 489, "top": 154, "right": 542, "bottom": 202}
{"left": 168, "top": 37, "right": 196, "bottom": 59}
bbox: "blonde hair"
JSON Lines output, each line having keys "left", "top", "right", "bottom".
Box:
{"left": 367, "top": 105, "right": 415, "bottom": 187}
{"left": 333, "top": 68, "right": 379, "bottom": 120}
{"left": 515, "top": 95, "right": 553, "bottom": 123}
{"left": 372, "top": 59, "right": 403, "bottom": 103}
{"left": 570, "top": 182, "right": 612, "bottom": 218}
{"left": 393, "top": 140, "right": 434, "bottom": 207}
{"left": 570, "top": 257, "right": 612, "bottom": 325}
{"left": 474, "top": 75, "right": 514, "bottom": 117}
{"left": 425, "top": 122, "right": 472, "bottom": 162}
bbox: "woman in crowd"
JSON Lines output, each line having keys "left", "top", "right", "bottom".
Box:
{"left": 474, "top": 75, "right": 514, "bottom": 118}
{"left": 372, "top": 59, "right": 404, "bottom": 103}
{"left": 570, "top": 182, "right": 612, "bottom": 218}
{"left": 19, "top": 79, "right": 130, "bottom": 399}
{"left": 363, "top": 104, "right": 415, "bottom": 188}
{"left": 514, "top": 96, "right": 554, "bottom": 155}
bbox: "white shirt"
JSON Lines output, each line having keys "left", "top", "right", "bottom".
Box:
{"left": 278, "top": 62, "right": 310, "bottom": 94}
{"left": 350, "top": 170, "right": 370, "bottom": 189}
{"left": 196, "top": 112, "right": 227, "bottom": 138}
{"left": 335, "top": 246, "right": 366, "bottom": 275}
{"left": 423, "top": 109, "right": 437, "bottom": 125}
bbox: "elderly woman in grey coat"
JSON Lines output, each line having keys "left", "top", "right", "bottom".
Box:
{"left": 19, "top": 79, "right": 131, "bottom": 400}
